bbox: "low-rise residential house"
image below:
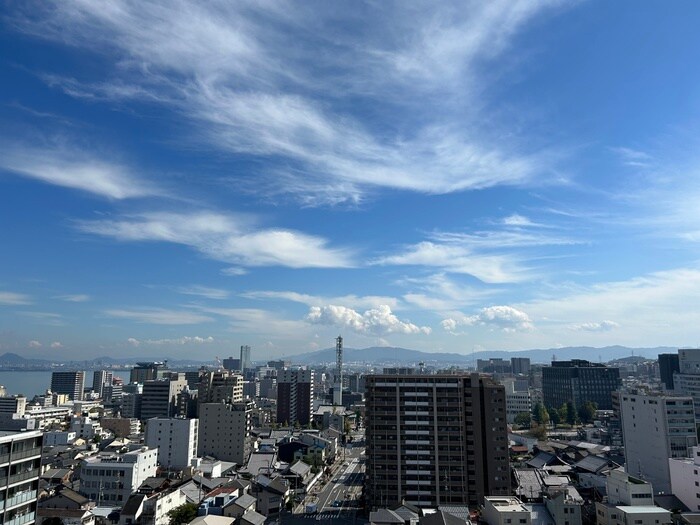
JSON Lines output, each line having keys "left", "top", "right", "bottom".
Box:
{"left": 482, "top": 497, "right": 532, "bottom": 525}
{"left": 118, "top": 485, "right": 186, "bottom": 525}
{"left": 222, "top": 493, "right": 256, "bottom": 519}
{"left": 251, "top": 475, "right": 290, "bottom": 516}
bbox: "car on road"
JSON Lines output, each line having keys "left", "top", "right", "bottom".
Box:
{"left": 332, "top": 500, "right": 342, "bottom": 507}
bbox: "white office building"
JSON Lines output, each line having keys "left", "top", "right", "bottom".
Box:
{"left": 618, "top": 391, "right": 696, "bottom": 494}
{"left": 145, "top": 417, "right": 198, "bottom": 470}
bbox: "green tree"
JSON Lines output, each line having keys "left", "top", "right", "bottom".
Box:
{"left": 167, "top": 503, "right": 198, "bottom": 525}
{"left": 530, "top": 424, "right": 547, "bottom": 440}
{"left": 578, "top": 401, "right": 598, "bottom": 424}
{"left": 548, "top": 407, "right": 561, "bottom": 427}
{"left": 514, "top": 412, "right": 531, "bottom": 428}
{"left": 532, "top": 402, "right": 543, "bottom": 424}
{"left": 558, "top": 403, "right": 568, "bottom": 425}
{"left": 566, "top": 401, "right": 578, "bottom": 426}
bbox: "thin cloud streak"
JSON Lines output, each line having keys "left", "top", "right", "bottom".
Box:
{"left": 13, "top": 1, "right": 566, "bottom": 204}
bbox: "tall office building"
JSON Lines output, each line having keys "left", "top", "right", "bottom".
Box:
{"left": 511, "top": 357, "right": 531, "bottom": 376}
{"left": 673, "top": 349, "right": 700, "bottom": 418}
{"left": 240, "top": 345, "right": 251, "bottom": 372}
{"left": 130, "top": 362, "right": 169, "bottom": 384}
{"left": 619, "top": 391, "right": 697, "bottom": 493}
{"left": 222, "top": 357, "right": 241, "bottom": 372}
{"left": 0, "top": 430, "right": 43, "bottom": 525}
{"left": 542, "top": 360, "right": 621, "bottom": 410}
{"left": 365, "top": 373, "right": 510, "bottom": 509}
{"left": 50, "top": 371, "right": 85, "bottom": 401}
{"left": 277, "top": 369, "right": 314, "bottom": 426}
{"left": 658, "top": 353, "right": 680, "bottom": 390}
{"left": 140, "top": 375, "right": 187, "bottom": 421}
{"left": 92, "top": 370, "right": 113, "bottom": 398}
{"left": 198, "top": 400, "right": 253, "bottom": 464}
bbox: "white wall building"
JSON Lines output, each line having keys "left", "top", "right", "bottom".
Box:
{"left": 618, "top": 391, "right": 696, "bottom": 493}
{"left": 145, "top": 417, "right": 198, "bottom": 470}
{"left": 483, "top": 496, "right": 531, "bottom": 525}
{"left": 79, "top": 447, "right": 158, "bottom": 505}
{"left": 670, "top": 446, "right": 700, "bottom": 512}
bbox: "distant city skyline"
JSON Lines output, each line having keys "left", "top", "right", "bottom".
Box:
{"left": 3, "top": 3, "right": 700, "bottom": 359}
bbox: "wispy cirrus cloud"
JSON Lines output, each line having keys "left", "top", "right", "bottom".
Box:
{"left": 0, "top": 143, "right": 160, "bottom": 199}
{"left": 76, "top": 211, "right": 355, "bottom": 269}
{"left": 0, "top": 291, "right": 32, "bottom": 305}
{"left": 54, "top": 294, "right": 91, "bottom": 302}
{"left": 11, "top": 1, "right": 567, "bottom": 204}
{"left": 105, "top": 308, "right": 213, "bottom": 325}
{"left": 176, "top": 285, "right": 230, "bottom": 300}
{"left": 306, "top": 304, "right": 431, "bottom": 336}
{"left": 127, "top": 335, "right": 215, "bottom": 346}
{"left": 241, "top": 290, "right": 399, "bottom": 310}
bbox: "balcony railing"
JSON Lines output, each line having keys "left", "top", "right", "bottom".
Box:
{"left": 10, "top": 448, "right": 42, "bottom": 461}
{"left": 5, "top": 490, "right": 38, "bottom": 509}
{"left": 9, "top": 470, "right": 39, "bottom": 485}
{"left": 5, "top": 511, "right": 35, "bottom": 525}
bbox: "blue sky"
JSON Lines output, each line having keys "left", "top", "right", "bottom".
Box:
{"left": 3, "top": 1, "right": 700, "bottom": 361}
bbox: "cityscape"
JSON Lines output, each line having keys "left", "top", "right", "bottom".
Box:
{"left": 4, "top": 3, "right": 700, "bottom": 525}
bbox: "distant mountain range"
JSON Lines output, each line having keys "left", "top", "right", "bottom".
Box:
{"left": 289, "top": 345, "right": 678, "bottom": 365}
{"left": 1, "top": 344, "right": 679, "bottom": 369}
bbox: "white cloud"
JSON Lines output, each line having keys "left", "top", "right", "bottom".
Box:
{"left": 54, "top": 294, "right": 91, "bottom": 302}
{"left": 12, "top": 1, "right": 565, "bottom": 204}
{"left": 221, "top": 267, "right": 248, "bottom": 276}
{"left": 77, "top": 211, "right": 355, "bottom": 269}
{"left": 571, "top": 320, "right": 619, "bottom": 332}
{"left": 50, "top": 341, "right": 63, "bottom": 348}
{"left": 0, "top": 291, "right": 32, "bottom": 305}
{"left": 0, "top": 144, "right": 159, "bottom": 199}
{"left": 177, "top": 286, "right": 230, "bottom": 300}
{"left": 306, "top": 304, "right": 431, "bottom": 336}
{"left": 128, "top": 336, "right": 215, "bottom": 346}
{"left": 242, "top": 290, "right": 399, "bottom": 310}
{"left": 610, "top": 147, "right": 653, "bottom": 168}
{"left": 444, "top": 305, "right": 534, "bottom": 333}
{"left": 105, "top": 308, "right": 214, "bottom": 325}
{"left": 502, "top": 214, "right": 538, "bottom": 227}
{"left": 28, "top": 340, "right": 42, "bottom": 348}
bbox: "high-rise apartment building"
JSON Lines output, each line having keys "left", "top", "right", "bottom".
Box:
{"left": 198, "top": 400, "right": 253, "bottom": 464}
{"left": 140, "top": 375, "right": 187, "bottom": 421}
{"left": 542, "top": 360, "right": 620, "bottom": 410}
{"left": 145, "top": 417, "right": 198, "bottom": 470}
{"left": 0, "top": 430, "right": 42, "bottom": 525}
{"left": 619, "top": 391, "right": 697, "bottom": 494}
{"left": 240, "top": 345, "right": 251, "bottom": 372}
{"left": 364, "top": 373, "right": 510, "bottom": 509}
{"left": 658, "top": 353, "right": 680, "bottom": 390}
{"left": 50, "top": 371, "right": 85, "bottom": 401}
{"left": 198, "top": 370, "right": 244, "bottom": 404}
{"left": 277, "top": 369, "right": 314, "bottom": 426}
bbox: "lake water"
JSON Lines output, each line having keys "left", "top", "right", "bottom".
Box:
{"left": 0, "top": 370, "right": 59, "bottom": 398}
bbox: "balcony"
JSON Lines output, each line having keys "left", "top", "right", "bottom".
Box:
{"left": 5, "top": 512, "right": 35, "bottom": 525}
{"left": 10, "top": 448, "right": 42, "bottom": 461}
{"left": 9, "top": 470, "right": 39, "bottom": 485}
{"left": 5, "top": 490, "right": 38, "bottom": 509}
